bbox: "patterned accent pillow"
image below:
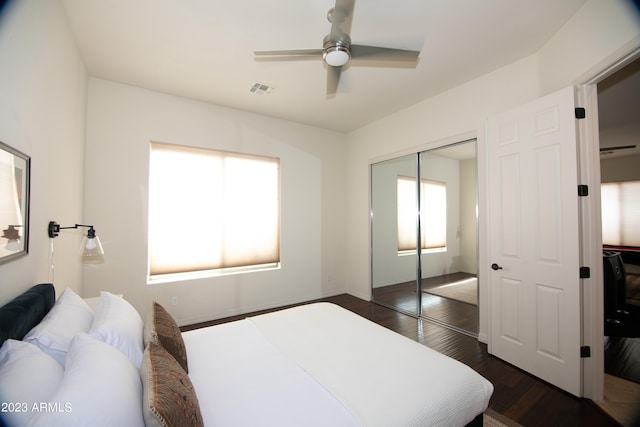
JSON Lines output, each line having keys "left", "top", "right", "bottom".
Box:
{"left": 144, "top": 301, "right": 188, "bottom": 372}
{"left": 141, "top": 342, "right": 204, "bottom": 427}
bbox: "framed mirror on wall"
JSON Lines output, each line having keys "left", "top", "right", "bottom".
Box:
{"left": 0, "top": 141, "right": 30, "bottom": 264}
{"left": 371, "top": 139, "right": 478, "bottom": 335}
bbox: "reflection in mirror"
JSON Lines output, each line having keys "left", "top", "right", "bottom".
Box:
{"left": 419, "top": 141, "right": 477, "bottom": 334}
{"left": 371, "top": 140, "right": 478, "bottom": 334}
{"left": 371, "top": 153, "right": 420, "bottom": 316}
{"left": 0, "top": 141, "right": 30, "bottom": 264}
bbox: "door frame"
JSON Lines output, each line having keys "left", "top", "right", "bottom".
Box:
{"left": 479, "top": 43, "right": 640, "bottom": 400}
{"left": 573, "top": 43, "right": 640, "bottom": 400}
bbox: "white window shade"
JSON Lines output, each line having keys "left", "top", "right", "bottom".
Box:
{"left": 148, "top": 142, "right": 280, "bottom": 278}
{"left": 397, "top": 176, "right": 446, "bottom": 252}
{"left": 421, "top": 179, "right": 447, "bottom": 249}
{"left": 601, "top": 180, "right": 640, "bottom": 247}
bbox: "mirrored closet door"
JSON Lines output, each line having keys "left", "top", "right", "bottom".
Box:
{"left": 371, "top": 139, "right": 478, "bottom": 334}
{"left": 371, "top": 153, "right": 421, "bottom": 316}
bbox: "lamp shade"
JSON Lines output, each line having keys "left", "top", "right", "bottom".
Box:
{"left": 78, "top": 229, "right": 104, "bottom": 258}
{"left": 48, "top": 221, "right": 105, "bottom": 264}
{"left": 2, "top": 225, "right": 21, "bottom": 251}
{"left": 5, "top": 239, "right": 20, "bottom": 252}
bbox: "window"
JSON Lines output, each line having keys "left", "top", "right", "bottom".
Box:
{"left": 601, "top": 180, "right": 640, "bottom": 247}
{"left": 397, "top": 176, "right": 447, "bottom": 252}
{"left": 148, "top": 142, "right": 280, "bottom": 281}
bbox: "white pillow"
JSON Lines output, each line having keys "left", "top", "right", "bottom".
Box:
{"left": 23, "top": 288, "right": 93, "bottom": 366}
{"left": 0, "top": 340, "right": 64, "bottom": 426}
{"left": 88, "top": 291, "right": 144, "bottom": 367}
{"left": 29, "top": 333, "right": 145, "bottom": 427}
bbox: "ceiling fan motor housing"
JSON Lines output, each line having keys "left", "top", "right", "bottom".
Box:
{"left": 323, "top": 34, "right": 351, "bottom": 67}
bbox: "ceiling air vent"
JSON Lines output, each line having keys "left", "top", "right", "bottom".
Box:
{"left": 250, "top": 83, "right": 274, "bottom": 95}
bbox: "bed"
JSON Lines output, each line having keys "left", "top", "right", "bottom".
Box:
{"left": 0, "top": 284, "right": 493, "bottom": 427}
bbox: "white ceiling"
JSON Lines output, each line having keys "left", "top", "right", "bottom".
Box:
{"left": 60, "top": 0, "right": 589, "bottom": 133}
{"left": 597, "top": 57, "right": 640, "bottom": 159}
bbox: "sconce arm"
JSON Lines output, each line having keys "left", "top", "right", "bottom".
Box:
{"left": 48, "top": 221, "right": 96, "bottom": 238}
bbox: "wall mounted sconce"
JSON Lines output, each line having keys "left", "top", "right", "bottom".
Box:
{"left": 1, "top": 225, "right": 22, "bottom": 252}
{"left": 48, "top": 221, "right": 104, "bottom": 258}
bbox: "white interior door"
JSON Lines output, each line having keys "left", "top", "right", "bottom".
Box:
{"left": 487, "top": 86, "right": 582, "bottom": 396}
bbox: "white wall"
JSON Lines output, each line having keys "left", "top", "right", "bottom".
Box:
{"left": 345, "top": 0, "right": 640, "bottom": 340}
{"left": 345, "top": 55, "right": 540, "bottom": 301}
{"left": 600, "top": 154, "right": 640, "bottom": 182}
{"left": 419, "top": 154, "right": 462, "bottom": 278}
{"left": 459, "top": 157, "right": 478, "bottom": 274}
{"left": 82, "top": 79, "right": 347, "bottom": 325}
{"left": 0, "top": 0, "right": 87, "bottom": 305}
{"left": 370, "top": 154, "right": 416, "bottom": 287}
{"left": 371, "top": 148, "right": 477, "bottom": 289}
{"left": 537, "top": 0, "right": 640, "bottom": 93}
{"left": 1, "top": 0, "right": 638, "bottom": 333}
{"left": 345, "top": 58, "right": 540, "bottom": 341}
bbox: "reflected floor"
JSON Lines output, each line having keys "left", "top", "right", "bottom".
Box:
{"left": 372, "top": 273, "right": 478, "bottom": 334}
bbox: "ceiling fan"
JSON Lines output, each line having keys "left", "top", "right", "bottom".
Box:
{"left": 600, "top": 144, "right": 637, "bottom": 155}
{"left": 253, "top": 0, "right": 421, "bottom": 96}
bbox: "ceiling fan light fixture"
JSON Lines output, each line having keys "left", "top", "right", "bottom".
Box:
{"left": 323, "top": 46, "right": 350, "bottom": 67}
{"left": 254, "top": 2, "right": 420, "bottom": 94}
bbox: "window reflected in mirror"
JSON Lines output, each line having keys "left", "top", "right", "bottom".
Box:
{"left": 371, "top": 139, "right": 478, "bottom": 334}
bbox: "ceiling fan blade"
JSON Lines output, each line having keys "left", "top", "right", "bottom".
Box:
{"left": 254, "top": 48, "right": 324, "bottom": 57}
{"left": 599, "top": 144, "right": 636, "bottom": 152}
{"left": 334, "top": 0, "right": 355, "bottom": 16}
{"left": 327, "top": 65, "right": 342, "bottom": 96}
{"left": 350, "top": 44, "right": 420, "bottom": 62}
{"left": 329, "top": 0, "right": 355, "bottom": 39}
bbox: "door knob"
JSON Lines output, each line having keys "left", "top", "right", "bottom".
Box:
{"left": 491, "top": 263, "right": 503, "bottom": 271}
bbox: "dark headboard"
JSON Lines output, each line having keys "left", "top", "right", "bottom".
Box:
{"left": 0, "top": 283, "right": 55, "bottom": 347}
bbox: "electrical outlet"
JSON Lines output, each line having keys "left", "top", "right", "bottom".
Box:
{"left": 171, "top": 296, "right": 178, "bottom": 306}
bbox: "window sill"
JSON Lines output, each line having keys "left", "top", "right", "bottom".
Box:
{"left": 148, "top": 262, "right": 281, "bottom": 285}
{"left": 397, "top": 247, "right": 447, "bottom": 256}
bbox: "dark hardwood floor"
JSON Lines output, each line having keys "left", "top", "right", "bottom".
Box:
{"left": 183, "top": 294, "right": 623, "bottom": 427}
{"left": 372, "top": 273, "right": 479, "bottom": 334}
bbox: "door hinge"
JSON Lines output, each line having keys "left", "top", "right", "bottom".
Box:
{"left": 578, "top": 185, "right": 589, "bottom": 197}
{"left": 575, "top": 107, "right": 586, "bottom": 119}
{"left": 581, "top": 346, "right": 591, "bottom": 358}
{"left": 580, "top": 267, "right": 591, "bottom": 279}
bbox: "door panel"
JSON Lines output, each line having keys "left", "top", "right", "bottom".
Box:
{"left": 488, "top": 86, "right": 582, "bottom": 396}
{"left": 498, "top": 154, "right": 521, "bottom": 259}
{"left": 536, "top": 284, "right": 562, "bottom": 359}
{"left": 535, "top": 145, "right": 562, "bottom": 263}
{"left": 499, "top": 278, "right": 523, "bottom": 345}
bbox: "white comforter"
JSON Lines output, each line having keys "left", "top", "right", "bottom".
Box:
{"left": 183, "top": 303, "right": 493, "bottom": 427}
